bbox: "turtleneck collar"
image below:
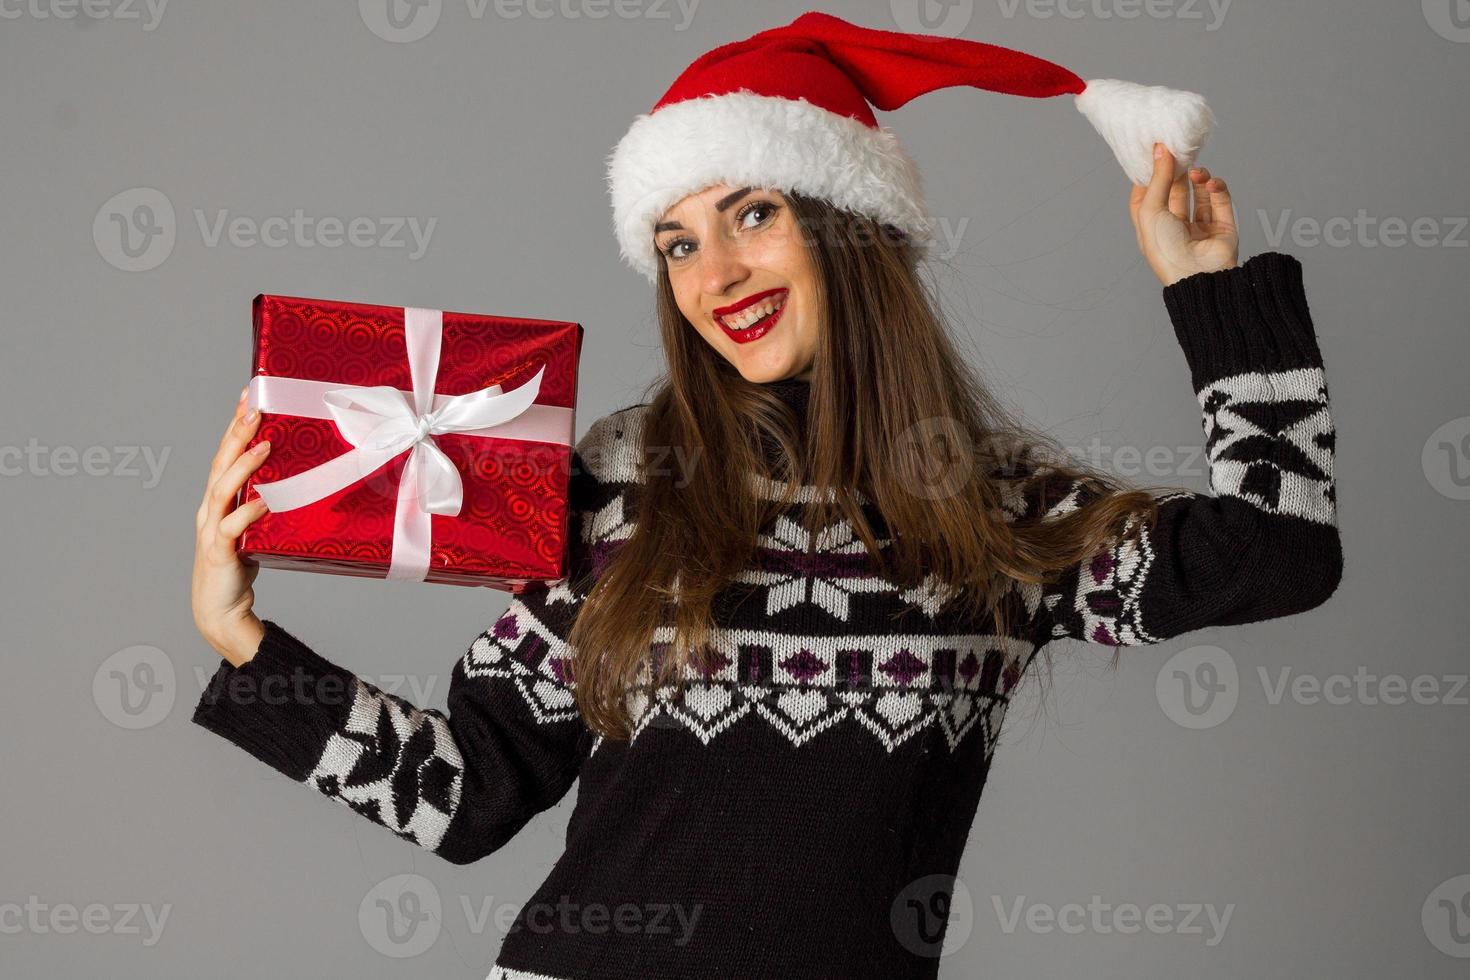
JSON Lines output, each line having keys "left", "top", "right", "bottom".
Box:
{"left": 763, "top": 374, "right": 811, "bottom": 421}
{"left": 755, "top": 374, "right": 812, "bottom": 469}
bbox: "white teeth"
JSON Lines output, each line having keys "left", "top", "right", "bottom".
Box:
{"left": 721, "top": 294, "right": 786, "bottom": 331}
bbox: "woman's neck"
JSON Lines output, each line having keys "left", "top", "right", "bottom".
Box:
{"left": 756, "top": 375, "right": 812, "bottom": 468}
{"left": 763, "top": 374, "right": 811, "bottom": 418}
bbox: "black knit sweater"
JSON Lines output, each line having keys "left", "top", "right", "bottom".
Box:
{"left": 193, "top": 252, "right": 1342, "bottom": 980}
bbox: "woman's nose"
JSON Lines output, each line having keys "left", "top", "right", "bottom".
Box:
{"left": 700, "top": 234, "right": 749, "bottom": 296}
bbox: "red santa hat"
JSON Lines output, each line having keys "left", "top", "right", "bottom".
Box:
{"left": 606, "top": 10, "right": 1214, "bottom": 281}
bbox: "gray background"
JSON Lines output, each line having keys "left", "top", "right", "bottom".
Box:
{"left": 3, "top": 0, "right": 1467, "bottom": 977}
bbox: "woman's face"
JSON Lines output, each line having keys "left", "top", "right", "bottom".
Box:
{"left": 653, "top": 184, "right": 820, "bottom": 384}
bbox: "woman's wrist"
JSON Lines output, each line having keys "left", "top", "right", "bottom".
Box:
{"left": 213, "top": 615, "right": 267, "bottom": 669}
{"left": 1160, "top": 251, "right": 1321, "bottom": 391}
{"left": 1160, "top": 258, "right": 1239, "bottom": 289}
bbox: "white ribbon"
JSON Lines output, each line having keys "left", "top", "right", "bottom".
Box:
{"left": 247, "top": 307, "right": 573, "bottom": 581}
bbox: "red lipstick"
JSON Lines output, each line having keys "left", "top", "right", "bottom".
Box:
{"left": 712, "top": 288, "right": 789, "bottom": 346}
{"left": 713, "top": 287, "right": 787, "bottom": 317}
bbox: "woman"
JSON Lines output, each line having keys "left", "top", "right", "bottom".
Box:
{"left": 191, "top": 13, "right": 1341, "bottom": 980}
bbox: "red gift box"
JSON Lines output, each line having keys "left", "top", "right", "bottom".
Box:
{"left": 235, "top": 294, "right": 583, "bottom": 592}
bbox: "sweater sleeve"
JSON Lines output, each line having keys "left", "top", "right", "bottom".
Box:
{"left": 1033, "top": 251, "right": 1342, "bottom": 647}
{"left": 191, "top": 426, "right": 613, "bottom": 866}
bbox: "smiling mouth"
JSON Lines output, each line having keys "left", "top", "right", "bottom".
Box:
{"left": 714, "top": 289, "right": 788, "bottom": 342}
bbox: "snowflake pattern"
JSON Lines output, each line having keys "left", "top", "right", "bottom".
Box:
{"left": 1198, "top": 366, "right": 1335, "bottom": 524}
{"left": 305, "top": 679, "right": 464, "bottom": 851}
{"left": 735, "top": 514, "right": 893, "bottom": 621}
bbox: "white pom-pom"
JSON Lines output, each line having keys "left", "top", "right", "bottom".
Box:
{"left": 1075, "top": 79, "right": 1215, "bottom": 184}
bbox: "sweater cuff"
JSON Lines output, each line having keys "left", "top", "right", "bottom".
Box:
{"left": 1162, "top": 251, "right": 1322, "bottom": 391}
{"left": 192, "top": 619, "right": 355, "bottom": 781}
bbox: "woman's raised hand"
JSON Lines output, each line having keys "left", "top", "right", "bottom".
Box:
{"left": 1130, "top": 142, "right": 1240, "bottom": 288}
{"left": 192, "top": 387, "right": 272, "bottom": 668}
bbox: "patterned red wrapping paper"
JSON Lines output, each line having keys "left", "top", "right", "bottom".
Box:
{"left": 235, "top": 294, "right": 583, "bottom": 592}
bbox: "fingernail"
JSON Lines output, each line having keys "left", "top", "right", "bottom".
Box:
{"left": 251, "top": 440, "right": 270, "bottom": 455}
{"left": 1154, "top": 143, "right": 1165, "bottom": 158}
{"left": 239, "top": 386, "right": 249, "bottom": 402}
{"left": 243, "top": 408, "right": 259, "bottom": 424}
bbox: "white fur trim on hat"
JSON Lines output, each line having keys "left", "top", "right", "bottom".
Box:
{"left": 1075, "top": 79, "right": 1215, "bottom": 185}
{"left": 606, "top": 90, "right": 936, "bottom": 282}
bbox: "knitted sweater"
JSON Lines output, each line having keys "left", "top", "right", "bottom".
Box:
{"left": 193, "top": 251, "right": 1342, "bottom": 980}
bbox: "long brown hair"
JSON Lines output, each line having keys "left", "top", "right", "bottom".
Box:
{"left": 568, "top": 191, "right": 1163, "bottom": 740}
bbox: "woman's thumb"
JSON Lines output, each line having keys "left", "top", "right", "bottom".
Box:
{"left": 1142, "top": 142, "right": 1175, "bottom": 213}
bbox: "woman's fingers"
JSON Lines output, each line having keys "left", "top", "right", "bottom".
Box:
{"left": 218, "top": 494, "right": 270, "bottom": 542}
{"left": 1167, "top": 164, "right": 1191, "bottom": 222}
{"left": 1190, "top": 168, "right": 1214, "bottom": 226}
{"left": 1207, "top": 175, "right": 1236, "bottom": 232}
{"left": 205, "top": 439, "right": 271, "bottom": 528}
{"left": 206, "top": 391, "right": 258, "bottom": 492}
{"left": 1142, "top": 143, "right": 1176, "bottom": 217}
{"left": 209, "top": 388, "right": 247, "bottom": 473}
{"left": 204, "top": 411, "right": 261, "bottom": 517}
{"left": 199, "top": 396, "right": 261, "bottom": 530}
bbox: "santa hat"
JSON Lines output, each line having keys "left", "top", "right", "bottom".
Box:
{"left": 606, "top": 10, "right": 1214, "bottom": 281}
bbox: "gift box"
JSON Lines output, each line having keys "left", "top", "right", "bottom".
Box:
{"left": 235, "top": 294, "right": 583, "bottom": 592}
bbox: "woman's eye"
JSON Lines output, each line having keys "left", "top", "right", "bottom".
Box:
{"left": 660, "top": 239, "right": 694, "bottom": 261}
{"left": 738, "top": 201, "right": 779, "bottom": 229}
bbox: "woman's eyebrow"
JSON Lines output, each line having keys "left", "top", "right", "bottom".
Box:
{"left": 714, "top": 186, "right": 753, "bottom": 212}
{"left": 654, "top": 186, "right": 754, "bottom": 234}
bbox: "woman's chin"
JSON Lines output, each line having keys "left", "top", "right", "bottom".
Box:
{"left": 734, "top": 359, "right": 800, "bottom": 385}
